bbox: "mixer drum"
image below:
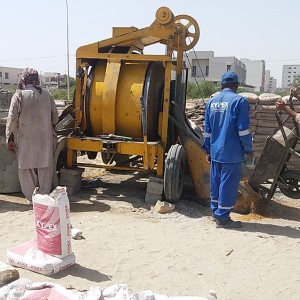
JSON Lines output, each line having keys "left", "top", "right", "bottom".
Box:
{"left": 85, "top": 60, "right": 165, "bottom": 141}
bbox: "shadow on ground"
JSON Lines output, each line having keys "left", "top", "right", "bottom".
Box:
{"left": 69, "top": 171, "right": 149, "bottom": 211}
{"left": 241, "top": 222, "right": 299, "bottom": 239}
{"left": 0, "top": 193, "right": 31, "bottom": 213}
{"left": 51, "top": 263, "right": 111, "bottom": 282}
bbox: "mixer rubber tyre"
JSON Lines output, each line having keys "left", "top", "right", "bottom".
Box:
{"left": 101, "top": 153, "right": 130, "bottom": 166}
{"left": 164, "top": 144, "right": 186, "bottom": 203}
{"left": 279, "top": 170, "right": 300, "bottom": 199}
{"left": 53, "top": 135, "right": 67, "bottom": 187}
{"left": 101, "top": 152, "right": 114, "bottom": 165}
{"left": 87, "top": 151, "right": 97, "bottom": 159}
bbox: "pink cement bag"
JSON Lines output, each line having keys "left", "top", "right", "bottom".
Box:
{"left": 32, "top": 186, "right": 72, "bottom": 258}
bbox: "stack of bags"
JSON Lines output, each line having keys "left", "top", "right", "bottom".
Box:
{"left": 239, "top": 93, "right": 300, "bottom": 170}
{"left": 6, "top": 186, "right": 75, "bottom": 275}
{"left": 186, "top": 92, "right": 300, "bottom": 170}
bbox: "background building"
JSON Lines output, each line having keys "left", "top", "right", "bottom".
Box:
{"left": 0, "top": 66, "right": 23, "bottom": 86}
{"left": 268, "top": 77, "right": 277, "bottom": 93}
{"left": 240, "top": 58, "right": 265, "bottom": 92}
{"left": 184, "top": 51, "right": 246, "bottom": 85}
{"left": 281, "top": 65, "right": 300, "bottom": 89}
{"left": 40, "top": 72, "right": 67, "bottom": 89}
{"left": 264, "top": 70, "right": 270, "bottom": 92}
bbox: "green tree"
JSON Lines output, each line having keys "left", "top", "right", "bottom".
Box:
{"left": 69, "top": 76, "right": 75, "bottom": 87}
{"left": 187, "top": 81, "right": 218, "bottom": 99}
{"left": 50, "top": 86, "right": 75, "bottom": 100}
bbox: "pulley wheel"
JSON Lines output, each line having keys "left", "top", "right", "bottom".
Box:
{"left": 174, "top": 15, "right": 200, "bottom": 51}
{"left": 155, "top": 7, "right": 174, "bottom": 25}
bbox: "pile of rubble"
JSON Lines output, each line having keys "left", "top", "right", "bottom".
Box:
{"left": 185, "top": 92, "right": 300, "bottom": 170}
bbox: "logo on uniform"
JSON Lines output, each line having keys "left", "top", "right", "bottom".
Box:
{"left": 211, "top": 102, "right": 228, "bottom": 111}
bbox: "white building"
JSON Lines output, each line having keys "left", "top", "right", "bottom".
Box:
{"left": 264, "top": 69, "right": 277, "bottom": 93}
{"left": 281, "top": 65, "right": 300, "bottom": 89}
{"left": 40, "top": 72, "right": 66, "bottom": 89}
{"left": 268, "top": 77, "right": 277, "bottom": 93}
{"left": 185, "top": 51, "right": 246, "bottom": 85}
{"left": 264, "top": 70, "right": 270, "bottom": 92}
{"left": 0, "top": 66, "right": 23, "bottom": 86}
{"left": 240, "top": 58, "right": 265, "bottom": 93}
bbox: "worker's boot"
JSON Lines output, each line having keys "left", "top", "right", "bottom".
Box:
{"left": 215, "top": 218, "right": 243, "bottom": 229}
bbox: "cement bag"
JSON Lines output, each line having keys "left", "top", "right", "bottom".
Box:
{"left": 32, "top": 186, "right": 72, "bottom": 258}
{"left": 7, "top": 240, "right": 75, "bottom": 276}
{"left": 282, "top": 95, "right": 298, "bottom": 104}
{"left": 256, "top": 104, "right": 277, "bottom": 112}
{"left": 239, "top": 92, "right": 258, "bottom": 104}
{"left": 272, "top": 126, "right": 296, "bottom": 145}
{"left": 258, "top": 93, "right": 281, "bottom": 105}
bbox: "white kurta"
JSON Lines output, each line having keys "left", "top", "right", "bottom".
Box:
{"left": 6, "top": 85, "right": 58, "bottom": 169}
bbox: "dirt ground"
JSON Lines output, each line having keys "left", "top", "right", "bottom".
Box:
{"left": 0, "top": 160, "right": 299, "bottom": 300}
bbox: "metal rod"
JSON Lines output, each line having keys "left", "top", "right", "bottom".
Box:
{"left": 65, "top": 0, "right": 70, "bottom": 102}
{"left": 75, "top": 162, "right": 151, "bottom": 172}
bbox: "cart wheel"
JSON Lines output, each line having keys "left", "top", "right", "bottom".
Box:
{"left": 279, "top": 170, "right": 300, "bottom": 199}
{"left": 53, "top": 135, "right": 67, "bottom": 187}
{"left": 164, "top": 144, "right": 186, "bottom": 203}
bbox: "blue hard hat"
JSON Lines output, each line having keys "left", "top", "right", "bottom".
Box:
{"left": 221, "top": 71, "right": 239, "bottom": 85}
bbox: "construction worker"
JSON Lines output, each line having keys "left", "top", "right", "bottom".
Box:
{"left": 276, "top": 87, "right": 300, "bottom": 124}
{"left": 6, "top": 68, "right": 58, "bottom": 202}
{"left": 204, "top": 71, "right": 253, "bottom": 228}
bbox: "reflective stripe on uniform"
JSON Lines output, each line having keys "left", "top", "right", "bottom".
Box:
{"left": 238, "top": 129, "right": 250, "bottom": 136}
{"left": 218, "top": 205, "right": 235, "bottom": 210}
{"left": 204, "top": 132, "right": 211, "bottom": 138}
{"left": 211, "top": 199, "right": 218, "bottom": 203}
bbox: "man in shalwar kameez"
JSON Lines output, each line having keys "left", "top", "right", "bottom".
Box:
{"left": 6, "top": 68, "right": 58, "bottom": 202}
{"left": 204, "top": 71, "right": 253, "bottom": 228}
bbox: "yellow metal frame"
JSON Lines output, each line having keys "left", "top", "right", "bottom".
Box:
{"left": 68, "top": 7, "right": 197, "bottom": 177}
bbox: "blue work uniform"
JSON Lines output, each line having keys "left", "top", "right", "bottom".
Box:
{"left": 204, "top": 88, "right": 252, "bottom": 221}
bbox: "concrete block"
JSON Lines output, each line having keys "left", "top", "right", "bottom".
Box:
{"left": 145, "top": 192, "right": 162, "bottom": 205}
{"left": 60, "top": 176, "right": 81, "bottom": 187}
{"left": 146, "top": 177, "right": 164, "bottom": 195}
{"left": 148, "top": 176, "right": 164, "bottom": 184}
{"left": 60, "top": 167, "right": 84, "bottom": 176}
{"left": 65, "top": 185, "right": 81, "bottom": 197}
{"left": 60, "top": 167, "right": 83, "bottom": 187}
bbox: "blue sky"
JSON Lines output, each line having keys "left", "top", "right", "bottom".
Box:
{"left": 1, "top": 0, "right": 300, "bottom": 87}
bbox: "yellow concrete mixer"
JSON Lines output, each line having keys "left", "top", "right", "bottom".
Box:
{"left": 55, "top": 6, "right": 211, "bottom": 202}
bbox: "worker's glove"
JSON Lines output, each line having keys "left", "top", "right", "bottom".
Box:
{"left": 7, "top": 141, "right": 17, "bottom": 153}
{"left": 244, "top": 153, "right": 254, "bottom": 168}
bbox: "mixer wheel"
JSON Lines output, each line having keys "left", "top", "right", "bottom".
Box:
{"left": 53, "top": 135, "right": 67, "bottom": 188}
{"left": 164, "top": 144, "right": 186, "bottom": 203}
